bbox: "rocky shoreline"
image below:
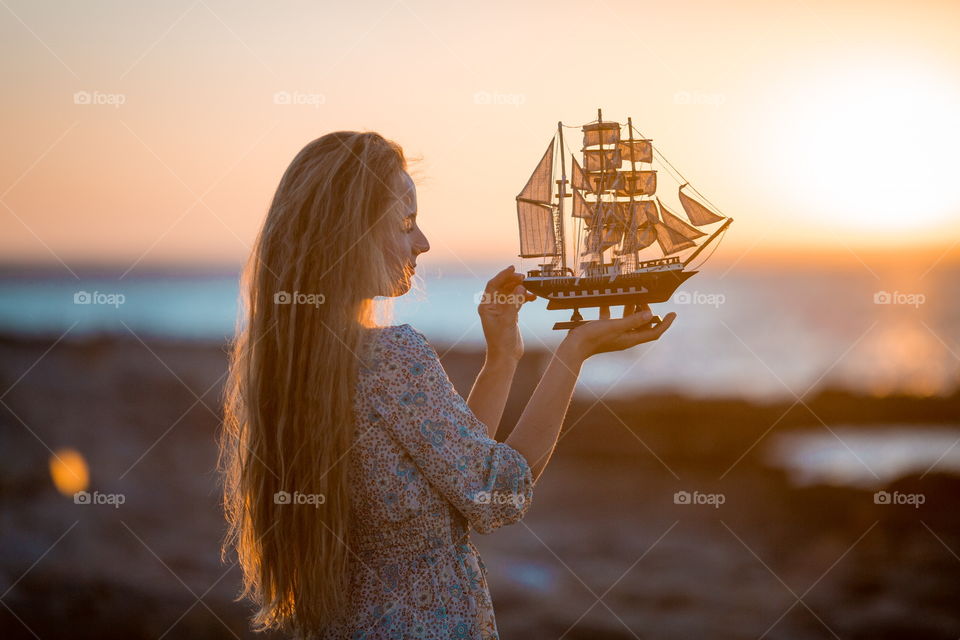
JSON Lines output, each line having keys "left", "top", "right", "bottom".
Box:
{"left": 1, "top": 332, "right": 958, "bottom": 639}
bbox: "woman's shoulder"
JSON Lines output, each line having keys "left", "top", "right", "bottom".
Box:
{"left": 366, "top": 323, "right": 426, "bottom": 347}
{"left": 361, "top": 323, "right": 435, "bottom": 371}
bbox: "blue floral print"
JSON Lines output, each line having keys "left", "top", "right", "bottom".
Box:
{"left": 319, "top": 324, "right": 534, "bottom": 639}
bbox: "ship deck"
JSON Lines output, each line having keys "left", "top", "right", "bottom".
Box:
{"left": 523, "top": 268, "right": 697, "bottom": 310}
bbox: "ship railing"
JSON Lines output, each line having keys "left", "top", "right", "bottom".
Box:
{"left": 636, "top": 256, "right": 681, "bottom": 270}
{"left": 526, "top": 266, "right": 575, "bottom": 278}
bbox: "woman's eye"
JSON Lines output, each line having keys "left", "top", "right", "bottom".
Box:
{"left": 402, "top": 217, "right": 415, "bottom": 233}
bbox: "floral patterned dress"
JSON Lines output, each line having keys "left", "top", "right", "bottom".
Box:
{"left": 322, "top": 323, "right": 535, "bottom": 640}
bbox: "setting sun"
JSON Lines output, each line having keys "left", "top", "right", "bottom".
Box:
{"left": 770, "top": 60, "right": 960, "bottom": 235}
{"left": 3, "top": 2, "right": 960, "bottom": 638}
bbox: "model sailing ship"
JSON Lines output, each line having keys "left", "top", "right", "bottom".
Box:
{"left": 516, "top": 109, "right": 733, "bottom": 329}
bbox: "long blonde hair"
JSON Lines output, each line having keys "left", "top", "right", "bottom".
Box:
{"left": 220, "top": 131, "right": 409, "bottom": 636}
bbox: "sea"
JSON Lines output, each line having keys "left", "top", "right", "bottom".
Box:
{"left": 0, "top": 262, "right": 956, "bottom": 402}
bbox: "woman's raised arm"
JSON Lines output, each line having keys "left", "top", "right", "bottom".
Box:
{"left": 506, "top": 305, "right": 676, "bottom": 482}
{"left": 467, "top": 266, "right": 536, "bottom": 438}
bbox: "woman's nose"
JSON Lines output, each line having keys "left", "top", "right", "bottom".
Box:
{"left": 415, "top": 230, "right": 430, "bottom": 254}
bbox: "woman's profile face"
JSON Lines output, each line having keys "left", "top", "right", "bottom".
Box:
{"left": 384, "top": 171, "right": 430, "bottom": 296}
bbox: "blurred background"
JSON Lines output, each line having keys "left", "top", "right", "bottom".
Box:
{"left": 1, "top": 0, "right": 958, "bottom": 638}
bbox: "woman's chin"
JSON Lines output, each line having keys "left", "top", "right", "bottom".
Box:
{"left": 375, "top": 276, "right": 412, "bottom": 298}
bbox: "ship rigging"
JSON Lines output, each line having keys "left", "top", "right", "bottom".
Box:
{"left": 516, "top": 109, "right": 733, "bottom": 329}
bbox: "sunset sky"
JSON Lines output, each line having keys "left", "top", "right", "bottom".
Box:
{"left": 2, "top": 0, "right": 959, "bottom": 272}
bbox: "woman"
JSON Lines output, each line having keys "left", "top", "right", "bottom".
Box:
{"left": 219, "top": 131, "right": 676, "bottom": 639}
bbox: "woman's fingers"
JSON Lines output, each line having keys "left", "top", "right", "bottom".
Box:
{"left": 609, "top": 307, "right": 656, "bottom": 337}
{"left": 627, "top": 311, "right": 676, "bottom": 342}
{"left": 604, "top": 313, "right": 675, "bottom": 351}
{"left": 512, "top": 284, "right": 529, "bottom": 309}
{"left": 482, "top": 265, "right": 534, "bottom": 309}
{"left": 623, "top": 303, "right": 636, "bottom": 317}
{"left": 623, "top": 308, "right": 653, "bottom": 327}
{"left": 484, "top": 265, "right": 518, "bottom": 295}
{"left": 569, "top": 307, "right": 675, "bottom": 357}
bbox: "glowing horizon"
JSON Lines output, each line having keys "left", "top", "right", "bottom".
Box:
{"left": 1, "top": 0, "right": 958, "bottom": 272}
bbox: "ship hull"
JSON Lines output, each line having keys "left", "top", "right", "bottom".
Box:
{"left": 524, "top": 269, "right": 698, "bottom": 310}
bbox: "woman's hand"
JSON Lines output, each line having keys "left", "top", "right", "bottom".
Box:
{"left": 477, "top": 265, "right": 537, "bottom": 362}
{"left": 561, "top": 303, "right": 676, "bottom": 361}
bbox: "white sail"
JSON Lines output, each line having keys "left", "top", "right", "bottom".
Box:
{"left": 618, "top": 139, "right": 652, "bottom": 163}
{"left": 618, "top": 200, "right": 659, "bottom": 226}
{"left": 614, "top": 199, "right": 664, "bottom": 255}
{"left": 517, "top": 201, "right": 558, "bottom": 258}
{"left": 587, "top": 171, "right": 623, "bottom": 193}
{"left": 658, "top": 198, "right": 705, "bottom": 240}
{"left": 584, "top": 148, "right": 622, "bottom": 172}
{"left": 679, "top": 185, "right": 724, "bottom": 226}
{"left": 572, "top": 189, "right": 617, "bottom": 224}
{"left": 582, "top": 121, "right": 620, "bottom": 148}
{"left": 516, "top": 140, "right": 558, "bottom": 258}
{"left": 653, "top": 222, "right": 697, "bottom": 255}
{"left": 616, "top": 223, "right": 657, "bottom": 254}
{"left": 581, "top": 223, "right": 623, "bottom": 255}
{"left": 571, "top": 157, "right": 590, "bottom": 191}
{"left": 518, "top": 140, "right": 554, "bottom": 204}
{"left": 597, "top": 200, "right": 618, "bottom": 224}
{"left": 571, "top": 188, "right": 591, "bottom": 219}
{"left": 615, "top": 170, "right": 656, "bottom": 196}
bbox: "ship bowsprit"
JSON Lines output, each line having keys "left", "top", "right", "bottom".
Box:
{"left": 523, "top": 269, "right": 698, "bottom": 310}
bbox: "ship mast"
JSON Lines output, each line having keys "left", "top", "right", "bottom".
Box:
{"left": 626, "top": 116, "right": 639, "bottom": 270}
{"left": 596, "top": 108, "right": 606, "bottom": 272}
{"left": 557, "top": 122, "right": 568, "bottom": 274}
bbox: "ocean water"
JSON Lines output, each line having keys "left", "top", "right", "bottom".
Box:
{"left": 0, "top": 263, "right": 956, "bottom": 401}
{"left": 767, "top": 426, "right": 960, "bottom": 488}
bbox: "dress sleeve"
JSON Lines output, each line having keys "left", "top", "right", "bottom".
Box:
{"left": 363, "top": 325, "right": 534, "bottom": 533}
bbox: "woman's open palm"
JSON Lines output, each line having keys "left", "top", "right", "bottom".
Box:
{"left": 565, "top": 303, "right": 676, "bottom": 359}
